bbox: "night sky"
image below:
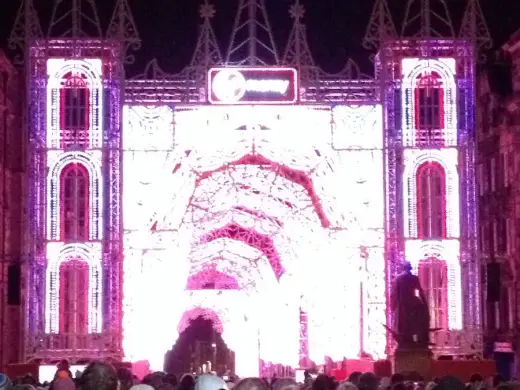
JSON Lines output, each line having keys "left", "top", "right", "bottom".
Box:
{"left": 0, "top": 0, "right": 519, "bottom": 75}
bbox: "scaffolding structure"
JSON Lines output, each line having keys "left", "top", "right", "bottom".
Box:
{"left": 4, "top": 0, "right": 492, "bottom": 365}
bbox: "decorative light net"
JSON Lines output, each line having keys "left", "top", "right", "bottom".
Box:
{"left": 122, "top": 104, "right": 387, "bottom": 375}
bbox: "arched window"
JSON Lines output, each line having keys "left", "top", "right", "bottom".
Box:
{"left": 414, "top": 72, "right": 444, "bottom": 145}
{"left": 59, "top": 259, "right": 89, "bottom": 338}
{"left": 60, "top": 73, "right": 90, "bottom": 148}
{"left": 416, "top": 162, "right": 446, "bottom": 239}
{"left": 418, "top": 258, "right": 449, "bottom": 330}
{"left": 60, "top": 164, "right": 89, "bottom": 241}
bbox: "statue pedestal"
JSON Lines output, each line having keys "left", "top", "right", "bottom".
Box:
{"left": 393, "top": 348, "right": 433, "bottom": 377}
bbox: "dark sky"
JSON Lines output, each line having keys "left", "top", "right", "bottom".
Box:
{"left": 0, "top": 0, "right": 520, "bottom": 75}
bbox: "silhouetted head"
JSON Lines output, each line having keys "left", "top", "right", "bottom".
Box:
{"left": 403, "top": 262, "right": 413, "bottom": 273}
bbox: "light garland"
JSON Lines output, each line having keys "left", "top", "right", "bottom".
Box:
{"left": 405, "top": 239, "right": 462, "bottom": 330}
{"left": 401, "top": 58, "right": 458, "bottom": 147}
{"left": 45, "top": 242, "right": 103, "bottom": 334}
{"left": 122, "top": 104, "right": 386, "bottom": 373}
{"left": 46, "top": 59, "right": 103, "bottom": 149}
{"left": 46, "top": 150, "right": 103, "bottom": 241}
{"left": 402, "top": 148, "right": 460, "bottom": 239}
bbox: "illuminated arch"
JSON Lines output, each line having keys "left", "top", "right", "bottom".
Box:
{"left": 60, "top": 163, "right": 90, "bottom": 241}
{"left": 191, "top": 155, "right": 329, "bottom": 227}
{"left": 47, "top": 151, "right": 103, "bottom": 241}
{"left": 189, "top": 239, "right": 279, "bottom": 291}
{"left": 186, "top": 268, "right": 240, "bottom": 290}
{"left": 46, "top": 59, "right": 103, "bottom": 149}
{"left": 45, "top": 242, "right": 103, "bottom": 334}
{"left": 403, "top": 149, "right": 460, "bottom": 239}
{"left": 416, "top": 162, "right": 447, "bottom": 239}
{"left": 405, "top": 239, "right": 462, "bottom": 330}
{"left": 401, "top": 58, "right": 457, "bottom": 147}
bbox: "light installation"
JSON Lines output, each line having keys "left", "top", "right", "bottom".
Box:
{"left": 122, "top": 104, "right": 386, "bottom": 373}
{"left": 22, "top": 0, "right": 481, "bottom": 373}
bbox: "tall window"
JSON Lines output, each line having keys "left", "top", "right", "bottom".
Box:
{"left": 418, "top": 258, "right": 449, "bottom": 330}
{"left": 59, "top": 259, "right": 89, "bottom": 337}
{"left": 60, "top": 73, "right": 90, "bottom": 148}
{"left": 416, "top": 162, "right": 446, "bottom": 239}
{"left": 414, "top": 72, "right": 444, "bottom": 145}
{"left": 60, "top": 164, "right": 89, "bottom": 241}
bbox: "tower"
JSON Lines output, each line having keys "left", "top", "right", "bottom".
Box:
{"left": 20, "top": 0, "right": 125, "bottom": 362}
{"left": 377, "top": 0, "right": 482, "bottom": 356}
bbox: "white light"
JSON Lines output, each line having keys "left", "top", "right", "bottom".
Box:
{"left": 46, "top": 58, "right": 104, "bottom": 149}
{"left": 122, "top": 104, "right": 387, "bottom": 370}
{"left": 401, "top": 58, "right": 458, "bottom": 147}
{"left": 45, "top": 242, "right": 103, "bottom": 334}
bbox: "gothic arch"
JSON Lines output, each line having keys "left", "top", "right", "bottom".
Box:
{"left": 402, "top": 149, "right": 460, "bottom": 239}
{"left": 47, "top": 59, "right": 103, "bottom": 149}
{"left": 402, "top": 58, "right": 458, "bottom": 147}
{"left": 47, "top": 151, "right": 103, "bottom": 241}
{"left": 45, "top": 242, "right": 103, "bottom": 334}
{"left": 405, "top": 239, "right": 462, "bottom": 330}
{"left": 416, "top": 161, "right": 447, "bottom": 239}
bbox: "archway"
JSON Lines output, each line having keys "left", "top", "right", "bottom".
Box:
{"left": 165, "top": 314, "right": 234, "bottom": 376}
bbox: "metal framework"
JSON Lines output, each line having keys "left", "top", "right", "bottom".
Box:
{"left": 5, "top": 0, "right": 491, "bottom": 365}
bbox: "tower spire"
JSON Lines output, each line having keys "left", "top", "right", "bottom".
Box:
{"left": 401, "top": 0, "right": 455, "bottom": 39}
{"left": 459, "top": 0, "right": 492, "bottom": 53}
{"left": 226, "top": 0, "right": 279, "bottom": 66}
{"left": 107, "top": 0, "right": 141, "bottom": 64}
{"left": 48, "top": 0, "right": 102, "bottom": 38}
{"left": 8, "top": 0, "right": 43, "bottom": 63}
{"left": 363, "top": 0, "right": 397, "bottom": 50}
{"left": 282, "top": 0, "right": 316, "bottom": 68}
{"left": 190, "top": 1, "right": 223, "bottom": 68}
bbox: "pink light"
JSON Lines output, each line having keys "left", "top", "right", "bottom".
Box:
{"left": 195, "top": 154, "right": 331, "bottom": 228}
{"left": 200, "top": 223, "right": 285, "bottom": 279}
{"left": 186, "top": 267, "right": 240, "bottom": 290}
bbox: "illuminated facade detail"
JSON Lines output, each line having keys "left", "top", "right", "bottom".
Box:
{"left": 416, "top": 162, "right": 447, "bottom": 239}
{"left": 405, "top": 239, "right": 462, "bottom": 330}
{"left": 418, "top": 258, "right": 449, "bottom": 330}
{"left": 60, "top": 163, "right": 89, "bottom": 241}
{"left": 17, "top": 0, "right": 482, "bottom": 367}
{"left": 401, "top": 58, "right": 458, "bottom": 148}
{"left": 122, "top": 105, "right": 386, "bottom": 370}
{"left": 46, "top": 151, "right": 103, "bottom": 241}
{"left": 403, "top": 149, "right": 460, "bottom": 239}
{"left": 45, "top": 243, "right": 103, "bottom": 334}
{"left": 332, "top": 105, "right": 383, "bottom": 150}
{"left": 59, "top": 259, "right": 89, "bottom": 334}
{"left": 46, "top": 59, "right": 103, "bottom": 150}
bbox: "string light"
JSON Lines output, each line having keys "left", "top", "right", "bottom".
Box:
{"left": 122, "top": 104, "right": 387, "bottom": 372}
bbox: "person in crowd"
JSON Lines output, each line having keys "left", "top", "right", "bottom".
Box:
{"left": 194, "top": 374, "right": 228, "bottom": 390}
{"left": 358, "top": 372, "right": 378, "bottom": 390}
{"left": 233, "top": 378, "right": 268, "bottom": 390}
{"left": 347, "top": 373, "right": 362, "bottom": 388}
{"left": 130, "top": 385, "right": 155, "bottom": 390}
{"left": 50, "top": 376, "right": 75, "bottom": 390}
{"left": 118, "top": 368, "right": 135, "bottom": 390}
{"left": 0, "top": 374, "right": 12, "bottom": 390}
{"left": 178, "top": 374, "right": 196, "bottom": 390}
{"left": 272, "top": 378, "right": 299, "bottom": 390}
{"left": 76, "top": 361, "right": 118, "bottom": 390}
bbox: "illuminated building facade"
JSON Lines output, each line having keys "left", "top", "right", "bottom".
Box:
{"left": 0, "top": 49, "right": 24, "bottom": 370}
{"left": 477, "top": 32, "right": 520, "bottom": 373}
{"left": 6, "top": 0, "right": 490, "bottom": 376}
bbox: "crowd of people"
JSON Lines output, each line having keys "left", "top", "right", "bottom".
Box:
{"left": 0, "top": 362, "right": 518, "bottom": 390}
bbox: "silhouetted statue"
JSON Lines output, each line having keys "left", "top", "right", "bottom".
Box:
{"left": 390, "top": 262, "right": 430, "bottom": 350}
